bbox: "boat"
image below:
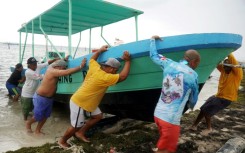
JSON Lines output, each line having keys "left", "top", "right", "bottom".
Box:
{"left": 17, "top": 0, "right": 243, "bottom": 122}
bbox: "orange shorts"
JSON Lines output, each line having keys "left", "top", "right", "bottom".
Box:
{"left": 154, "top": 117, "right": 180, "bottom": 152}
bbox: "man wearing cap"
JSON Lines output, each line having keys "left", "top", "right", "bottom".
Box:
{"left": 26, "top": 57, "right": 87, "bottom": 135}
{"left": 21, "top": 57, "right": 58, "bottom": 121}
{"left": 59, "top": 45, "right": 131, "bottom": 149}
{"left": 189, "top": 53, "right": 243, "bottom": 135}
{"left": 6, "top": 63, "right": 25, "bottom": 102}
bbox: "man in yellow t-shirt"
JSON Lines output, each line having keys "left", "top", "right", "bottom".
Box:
{"left": 59, "top": 45, "right": 131, "bottom": 149}
{"left": 190, "top": 53, "right": 243, "bottom": 135}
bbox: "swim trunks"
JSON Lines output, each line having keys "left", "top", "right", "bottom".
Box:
{"left": 21, "top": 96, "right": 34, "bottom": 118}
{"left": 6, "top": 82, "right": 20, "bottom": 96}
{"left": 200, "top": 95, "right": 231, "bottom": 116}
{"left": 33, "top": 93, "right": 53, "bottom": 121}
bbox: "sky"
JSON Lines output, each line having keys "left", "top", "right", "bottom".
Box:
{"left": 0, "top": 0, "right": 245, "bottom": 61}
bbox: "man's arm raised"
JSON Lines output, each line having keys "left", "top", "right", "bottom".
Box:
{"left": 118, "top": 51, "right": 131, "bottom": 83}
{"left": 91, "top": 45, "right": 109, "bottom": 61}
{"left": 53, "top": 58, "right": 87, "bottom": 77}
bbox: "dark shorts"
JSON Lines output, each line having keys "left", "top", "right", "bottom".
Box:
{"left": 6, "top": 82, "right": 21, "bottom": 96}
{"left": 33, "top": 93, "right": 53, "bottom": 121}
{"left": 21, "top": 96, "right": 34, "bottom": 116}
{"left": 200, "top": 95, "right": 231, "bottom": 117}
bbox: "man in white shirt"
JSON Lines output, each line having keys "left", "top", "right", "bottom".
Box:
{"left": 21, "top": 57, "right": 57, "bottom": 121}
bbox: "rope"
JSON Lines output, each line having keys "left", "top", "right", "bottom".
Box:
{"left": 51, "top": 137, "right": 86, "bottom": 153}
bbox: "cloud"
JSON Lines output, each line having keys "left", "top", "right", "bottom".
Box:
{"left": 1, "top": 0, "right": 244, "bottom": 61}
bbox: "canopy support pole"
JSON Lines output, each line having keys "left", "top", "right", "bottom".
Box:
{"left": 101, "top": 26, "right": 111, "bottom": 47}
{"left": 39, "top": 16, "right": 63, "bottom": 59}
{"left": 20, "top": 26, "right": 28, "bottom": 63}
{"left": 19, "top": 32, "right": 22, "bottom": 63}
{"left": 89, "top": 28, "right": 91, "bottom": 53}
{"left": 135, "top": 15, "right": 139, "bottom": 41}
{"left": 32, "top": 20, "right": 34, "bottom": 57}
{"left": 68, "top": 0, "right": 72, "bottom": 57}
{"left": 73, "top": 32, "right": 81, "bottom": 59}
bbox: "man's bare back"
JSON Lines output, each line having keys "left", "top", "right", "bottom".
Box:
{"left": 26, "top": 59, "right": 86, "bottom": 135}
{"left": 36, "top": 67, "right": 60, "bottom": 97}
{"left": 36, "top": 59, "right": 87, "bottom": 97}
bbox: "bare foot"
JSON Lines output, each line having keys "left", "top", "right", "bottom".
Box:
{"left": 13, "top": 96, "right": 19, "bottom": 102}
{"left": 200, "top": 129, "right": 213, "bottom": 136}
{"left": 74, "top": 133, "right": 90, "bottom": 143}
{"left": 7, "top": 94, "right": 13, "bottom": 99}
{"left": 188, "top": 126, "right": 197, "bottom": 131}
{"left": 58, "top": 139, "right": 70, "bottom": 150}
{"left": 26, "top": 128, "right": 33, "bottom": 133}
{"left": 34, "top": 131, "right": 45, "bottom": 136}
{"left": 26, "top": 121, "right": 33, "bottom": 133}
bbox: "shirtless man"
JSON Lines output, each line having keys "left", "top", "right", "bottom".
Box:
{"left": 21, "top": 57, "right": 58, "bottom": 121}
{"left": 26, "top": 57, "right": 86, "bottom": 135}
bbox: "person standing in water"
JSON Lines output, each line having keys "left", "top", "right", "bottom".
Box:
{"left": 6, "top": 63, "right": 25, "bottom": 102}
{"left": 21, "top": 57, "right": 58, "bottom": 121}
{"left": 26, "top": 57, "right": 87, "bottom": 135}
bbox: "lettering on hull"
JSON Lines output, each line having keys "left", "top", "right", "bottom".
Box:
{"left": 58, "top": 71, "right": 87, "bottom": 83}
{"left": 59, "top": 75, "right": 72, "bottom": 83}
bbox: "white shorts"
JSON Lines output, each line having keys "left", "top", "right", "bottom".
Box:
{"left": 70, "top": 100, "right": 102, "bottom": 128}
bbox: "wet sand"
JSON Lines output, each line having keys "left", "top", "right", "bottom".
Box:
{"left": 0, "top": 72, "right": 218, "bottom": 153}
{"left": 1, "top": 43, "right": 244, "bottom": 152}
{"left": 0, "top": 43, "right": 75, "bottom": 153}
{"left": 0, "top": 97, "right": 71, "bottom": 153}
{"left": 4, "top": 73, "right": 245, "bottom": 153}
{"left": 4, "top": 100, "right": 244, "bottom": 153}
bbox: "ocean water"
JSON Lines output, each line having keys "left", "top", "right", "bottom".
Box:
{"left": 0, "top": 43, "right": 77, "bottom": 152}
{"left": 0, "top": 43, "right": 219, "bottom": 152}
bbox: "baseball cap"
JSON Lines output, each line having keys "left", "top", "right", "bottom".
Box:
{"left": 27, "top": 57, "right": 38, "bottom": 64}
{"left": 101, "top": 58, "right": 121, "bottom": 69}
{"left": 51, "top": 59, "right": 67, "bottom": 67}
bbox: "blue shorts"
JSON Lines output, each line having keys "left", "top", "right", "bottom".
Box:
{"left": 200, "top": 95, "right": 231, "bottom": 117}
{"left": 6, "top": 82, "right": 21, "bottom": 96}
{"left": 33, "top": 93, "right": 53, "bottom": 121}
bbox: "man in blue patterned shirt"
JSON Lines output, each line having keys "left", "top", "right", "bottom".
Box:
{"left": 150, "top": 35, "right": 200, "bottom": 153}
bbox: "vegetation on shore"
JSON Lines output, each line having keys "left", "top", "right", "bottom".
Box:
{"left": 6, "top": 72, "right": 245, "bottom": 153}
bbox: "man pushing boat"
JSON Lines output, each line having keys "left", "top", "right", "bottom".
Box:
{"left": 189, "top": 53, "right": 243, "bottom": 135}
{"left": 58, "top": 45, "right": 131, "bottom": 149}
{"left": 150, "top": 35, "right": 201, "bottom": 153}
{"left": 26, "top": 57, "right": 87, "bottom": 135}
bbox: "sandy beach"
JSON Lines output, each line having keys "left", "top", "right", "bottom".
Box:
{"left": 5, "top": 73, "right": 245, "bottom": 153}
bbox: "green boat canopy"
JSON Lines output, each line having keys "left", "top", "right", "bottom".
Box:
{"left": 18, "top": 0, "right": 143, "bottom": 36}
